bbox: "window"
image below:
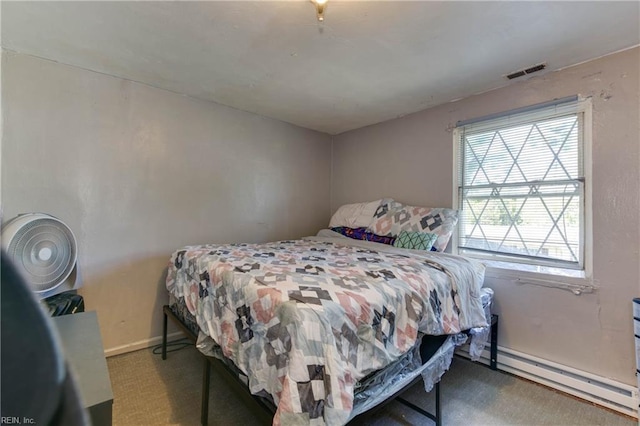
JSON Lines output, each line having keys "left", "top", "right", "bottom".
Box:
{"left": 454, "top": 97, "right": 590, "bottom": 270}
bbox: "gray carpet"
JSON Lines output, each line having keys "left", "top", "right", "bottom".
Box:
{"left": 107, "top": 344, "right": 634, "bottom": 425}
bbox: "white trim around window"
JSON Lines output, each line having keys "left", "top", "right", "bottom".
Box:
{"left": 452, "top": 96, "right": 593, "bottom": 281}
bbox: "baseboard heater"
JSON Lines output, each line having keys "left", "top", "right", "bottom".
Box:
{"left": 457, "top": 345, "right": 639, "bottom": 419}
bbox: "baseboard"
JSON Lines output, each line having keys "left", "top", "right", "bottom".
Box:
{"left": 106, "top": 334, "right": 638, "bottom": 417}
{"left": 104, "top": 331, "right": 184, "bottom": 357}
{"left": 457, "top": 345, "right": 639, "bottom": 419}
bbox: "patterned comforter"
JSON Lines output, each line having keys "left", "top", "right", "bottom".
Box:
{"left": 166, "top": 233, "right": 487, "bottom": 425}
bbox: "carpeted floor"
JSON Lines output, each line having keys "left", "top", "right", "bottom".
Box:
{"left": 107, "top": 343, "right": 635, "bottom": 425}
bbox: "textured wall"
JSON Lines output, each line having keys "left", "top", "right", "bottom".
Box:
{"left": 332, "top": 47, "right": 640, "bottom": 385}
{"left": 1, "top": 51, "right": 332, "bottom": 353}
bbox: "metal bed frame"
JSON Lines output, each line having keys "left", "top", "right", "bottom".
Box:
{"left": 162, "top": 304, "right": 499, "bottom": 426}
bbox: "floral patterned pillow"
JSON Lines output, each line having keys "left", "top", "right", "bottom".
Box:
{"left": 367, "top": 200, "right": 406, "bottom": 237}
{"left": 368, "top": 201, "right": 458, "bottom": 252}
{"left": 398, "top": 206, "right": 458, "bottom": 252}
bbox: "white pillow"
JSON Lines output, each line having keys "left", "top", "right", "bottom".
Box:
{"left": 329, "top": 199, "right": 387, "bottom": 229}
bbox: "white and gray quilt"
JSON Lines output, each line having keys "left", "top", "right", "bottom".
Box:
{"left": 166, "top": 231, "right": 487, "bottom": 425}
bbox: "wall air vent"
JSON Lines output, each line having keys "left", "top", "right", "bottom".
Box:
{"left": 506, "top": 63, "right": 547, "bottom": 80}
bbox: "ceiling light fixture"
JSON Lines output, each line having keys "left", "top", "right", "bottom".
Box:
{"left": 311, "top": 0, "right": 328, "bottom": 22}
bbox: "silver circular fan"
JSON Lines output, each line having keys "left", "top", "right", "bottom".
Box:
{"left": 2, "top": 213, "right": 78, "bottom": 295}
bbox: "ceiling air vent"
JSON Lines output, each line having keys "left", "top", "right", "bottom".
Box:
{"left": 506, "top": 63, "right": 547, "bottom": 80}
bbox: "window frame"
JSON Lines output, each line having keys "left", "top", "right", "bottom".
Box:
{"left": 451, "top": 97, "right": 592, "bottom": 277}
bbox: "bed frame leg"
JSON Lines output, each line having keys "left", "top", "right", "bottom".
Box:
{"left": 490, "top": 314, "right": 499, "bottom": 371}
{"left": 162, "top": 308, "right": 168, "bottom": 360}
{"left": 395, "top": 380, "right": 442, "bottom": 425}
{"left": 201, "top": 358, "right": 211, "bottom": 426}
{"left": 435, "top": 381, "right": 441, "bottom": 426}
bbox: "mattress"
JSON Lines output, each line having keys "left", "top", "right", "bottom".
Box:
{"left": 169, "top": 287, "right": 493, "bottom": 420}
{"left": 166, "top": 232, "right": 490, "bottom": 425}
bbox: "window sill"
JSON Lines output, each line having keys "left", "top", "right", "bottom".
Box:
{"left": 478, "top": 259, "right": 596, "bottom": 295}
{"left": 481, "top": 258, "right": 585, "bottom": 278}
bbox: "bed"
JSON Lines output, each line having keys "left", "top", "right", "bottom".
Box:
{"left": 162, "top": 227, "right": 496, "bottom": 425}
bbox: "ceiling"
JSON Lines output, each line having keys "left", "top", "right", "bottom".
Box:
{"left": 2, "top": 1, "right": 639, "bottom": 135}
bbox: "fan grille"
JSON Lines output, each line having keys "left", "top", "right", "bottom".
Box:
{"left": 6, "top": 218, "right": 77, "bottom": 293}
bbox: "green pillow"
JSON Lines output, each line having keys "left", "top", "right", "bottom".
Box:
{"left": 393, "top": 231, "right": 438, "bottom": 251}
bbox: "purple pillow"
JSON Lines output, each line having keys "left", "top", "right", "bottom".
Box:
{"left": 330, "top": 227, "right": 396, "bottom": 246}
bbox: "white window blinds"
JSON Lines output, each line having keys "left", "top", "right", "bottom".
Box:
{"left": 455, "top": 97, "right": 586, "bottom": 269}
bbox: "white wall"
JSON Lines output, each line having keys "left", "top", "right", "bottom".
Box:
{"left": 1, "top": 51, "right": 332, "bottom": 352}
{"left": 332, "top": 47, "right": 640, "bottom": 385}
{"left": 3, "top": 45, "right": 639, "bottom": 386}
